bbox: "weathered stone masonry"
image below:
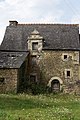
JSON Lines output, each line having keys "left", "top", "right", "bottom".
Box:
{"left": 0, "top": 21, "right": 80, "bottom": 94}
{"left": 0, "top": 51, "right": 29, "bottom": 93}
{"left": 38, "top": 50, "right": 80, "bottom": 93}
{"left": 0, "top": 69, "right": 18, "bottom": 93}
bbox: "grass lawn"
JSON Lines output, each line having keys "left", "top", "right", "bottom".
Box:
{"left": 0, "top": 93, "right": 80, "bottom": 120}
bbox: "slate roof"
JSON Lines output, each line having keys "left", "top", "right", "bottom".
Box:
{"left": 0, "top": 23, "right": 80, "bottom": 51}
{"left": 0, "top": 51, "right": 28, "bottom": 68}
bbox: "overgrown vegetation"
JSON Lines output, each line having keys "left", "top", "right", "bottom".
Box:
{"left": 0, "top": 94, "right": 80, "bottom": 120}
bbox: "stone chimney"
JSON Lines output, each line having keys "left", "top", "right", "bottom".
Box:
{"left": 9, "top": 20, "right": 18, "bottom": 26}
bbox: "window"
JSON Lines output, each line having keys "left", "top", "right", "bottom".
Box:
{"left": 30, "top": 75, "right": 37, "bottom": 83}
{"left": 67, "top": 71, "right": 70, "bottom": 77}
{"left": 64, "top": 55, "right": 67, "bottom": 59}
{"left": 0, "top": 78, "right": 5, "bottom": 84}
{"left": 65, "top": 69, "right": 72, "bottom": 78}
{"left": 62, "top": 53, "right": 68, "bottom": 61}
{"left": 32, "top": 42, "right": 38, "bottom": 50}
{"left": 62, "top": 53, "right": 73, "bottom": 61}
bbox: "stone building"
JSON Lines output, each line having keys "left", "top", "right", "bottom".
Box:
{"left": 0, "top": 20, "right": 80, "bottom": 94}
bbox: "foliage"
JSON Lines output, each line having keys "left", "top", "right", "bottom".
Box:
{"left": 0, "top": 94, "right": 80, "bottom": 120}
{"left": 29, "top": 83, "right": 46, "bottom": 95}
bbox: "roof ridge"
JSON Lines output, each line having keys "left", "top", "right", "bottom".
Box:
{"left": 18, "top": 23, "right": 79, "bottom": 26}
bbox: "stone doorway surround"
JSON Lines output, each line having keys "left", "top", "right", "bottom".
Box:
{"left": 47, "top": 77, "right": 63, "bottom": 91}
{"left": 51, "top": 80, "right": 60, "bottom": 92}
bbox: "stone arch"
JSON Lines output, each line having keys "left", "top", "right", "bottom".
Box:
{"left": 47, "top": 77, "right": 63, "bottom": 91}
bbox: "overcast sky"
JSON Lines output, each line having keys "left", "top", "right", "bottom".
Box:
{"left": 0, "top": 0, "right": 80, "bottom": 44}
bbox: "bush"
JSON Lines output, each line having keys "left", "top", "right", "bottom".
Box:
{"left": 31, "top": 84, "right": 46, "bottom": 95}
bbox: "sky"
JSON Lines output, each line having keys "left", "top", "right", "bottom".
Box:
{"left": 0, "top": 0, "right": 80, "bottom": 44}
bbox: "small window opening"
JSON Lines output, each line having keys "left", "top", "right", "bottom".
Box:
{"left": 64, "top": 55, "right": 67, "bottom": 59}
{"left": 67, "top": 71, "right": 70, "bottom": 77}
{"left": 30, "top": 75, "right": 36, "bottom": 83}
{"left": 32, "top": 42, "right": 38, "bottom": 50}
{"left": 11, "top": 55, "right": 16, "bottom": 57}
{"left": 0, "top": 78, "right": 5, "bottom": 84}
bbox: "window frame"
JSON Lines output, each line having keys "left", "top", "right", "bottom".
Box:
{"left": 62, "top": 53, "right": 69, "bottom": 61}
{"left": 67, "top": 71, "right": 70, "bottom": 77}
{"left": 62, "top": 53, "right": 73, "bottom": 61}
{"left": 65, "top": 69, "right": 72, "bottom": 78}
{"left": 64, "top": 55, "right": 67, "bottom": 59}
{"left": 30, "top": 74, "right": 37, "bottom": 83}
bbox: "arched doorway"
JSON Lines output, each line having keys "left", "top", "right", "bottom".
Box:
{"left": 47, "top": 77, "right": 63, "bottom": 92}
{"left": 51, "top": 79, "right": 60, "bottom": 92}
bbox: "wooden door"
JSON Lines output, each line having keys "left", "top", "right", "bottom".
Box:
{"left": 51, "top": 80, "right": 60, "bottom": 92}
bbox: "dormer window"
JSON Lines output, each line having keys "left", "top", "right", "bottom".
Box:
{"left": 28, "top": 29, "right": 43, "bottom": 54}
{"left": 32, "top": 42, "right": 38, "bottom": 51}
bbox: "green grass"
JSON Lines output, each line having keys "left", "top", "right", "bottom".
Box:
{"left": 0, "top": 93, "right": 80, "bottom": 120}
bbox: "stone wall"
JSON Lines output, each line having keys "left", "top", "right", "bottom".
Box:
{"left": 1, "top": 50, "right": 79, "bottom": 94}
{"left": 0, "top": 69, "right": 18, "bottom": 93}
{"left": 17, "top": 56, "right": 30, "bottom": 92}
{"left": 0, "top": 55, "right": 30, "bottom": 94}
{"left": 37, "top": 50, "right": 80, "bottom": 94}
